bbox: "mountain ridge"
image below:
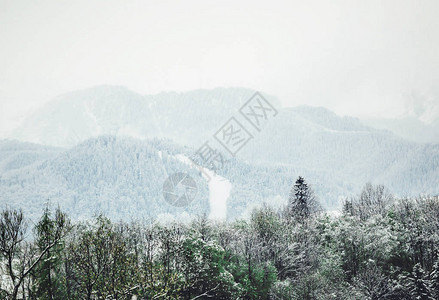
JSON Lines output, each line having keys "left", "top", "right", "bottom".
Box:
{"left": 2, "top": 87, "right": 438, "bottom": 221}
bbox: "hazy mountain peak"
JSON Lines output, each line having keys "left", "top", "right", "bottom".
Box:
{"left": 11, "top": 86, "right": 280, "bottom": 147}
{"left": 290, "top": 105, "right": 370, "bottom": 132}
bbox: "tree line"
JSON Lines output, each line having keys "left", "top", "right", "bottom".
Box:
{"left": 1, "top": 178, "right": 439, "bottom": 299}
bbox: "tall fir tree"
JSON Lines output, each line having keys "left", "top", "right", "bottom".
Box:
{"left": 288, "top": 176, "right": 319, "bottom": 222}
{"left": 32, "top": 207, "right": 68, "bottom": 299}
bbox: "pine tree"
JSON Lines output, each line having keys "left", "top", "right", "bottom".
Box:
{"left": 430, "top": 259, "right": 439, "bottom": 299}
{"left": 342, "top": 199, "right": 354, "bottom": 216}
{"left": 407, "top": 263, "right": 433, "bottom": 300}
{"left": 288, "top": 176, "right": 319, "bottom": 222}
{"left": 32, "top": 207, "right": 69, "bottom": 299}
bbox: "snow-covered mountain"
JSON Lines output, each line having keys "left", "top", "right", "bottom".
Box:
{"left": 360, "top": 116, "right": 439, "bottom": 144}
{"left": 359, "top": 93, "right": 439, "bottom": 144}
{"left": 0, "top": 137, "right": 293, "bottom": 221}
{"left": 3, "top": 86, "right": 439, "bottom": 221}
{"left": 12, "top": 86, "right": 276, "bottom": 148}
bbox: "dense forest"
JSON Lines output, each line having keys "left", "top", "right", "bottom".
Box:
{"left": 1, "top": 179, "right": 439, "bottom": 299}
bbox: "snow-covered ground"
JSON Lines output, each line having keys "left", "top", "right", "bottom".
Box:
{"left": 175, "top": 154, "right": 231, "bottom": 220}
{"left": 203, "top": 168, "right": 231, "bottom": 221}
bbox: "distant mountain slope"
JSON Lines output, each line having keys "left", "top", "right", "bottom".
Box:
{"left": 12, "top": 86, "right": 276, "bottom": 148}
{"left": 241, "top": 107, "right": 439, "bottom": 188}
{"left": 0, "top": 137, "right": 211, "bottom": 221}
{"left": 4, "top": 87, "right": 439, "bottom": 219}
{"left": 1, "top": 131, "right": 438, "bottom": 223}
{"left": 359, "top": 93, "right": 439, "bottom": 144}
{"left": 360, "top": 116, "right": 439, "bottom": 144}
{"left": 0, "top": 137, "right": 304, "bottom": 221}
{"left": 0, "top": 140, "right": 62, "bottom": 172}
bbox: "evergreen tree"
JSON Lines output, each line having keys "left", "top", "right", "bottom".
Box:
{"left": 288, "top": 176, "right": 319, "bottom": 222}
{"left": 342, "top": 199, "right": 354, "bottom": 216}
{"left": 406, "top": 263, "right": 433, "bottom": 300}
{"left": 32, "top": 207, "right": 69, "bottom": 299}
{"left": 429, "top": 259, "right": 439, "bottom": 299}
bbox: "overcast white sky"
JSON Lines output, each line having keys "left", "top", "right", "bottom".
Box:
{"left": 1, "top": 0, "right": 439, "bottom": 134}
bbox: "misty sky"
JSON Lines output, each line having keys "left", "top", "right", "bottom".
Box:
{"left": 1, "top": 0, "right": 439, "bottom": 135}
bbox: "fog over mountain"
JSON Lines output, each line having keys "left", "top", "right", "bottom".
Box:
{"left": 361, "top": 116, "right": 439, "bottom": 144}
{"left": 1, "top": 86, "right": 438, "bottom": 221}
{"left": 2, "top": 2, "right": 439, "bottom": 298}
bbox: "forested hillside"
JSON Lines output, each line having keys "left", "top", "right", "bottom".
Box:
{"left": 4, "top": 87, "right": 439, "bottom": 218}
{"left": 0, "top": 137, "right": 299, "bottom": 221}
